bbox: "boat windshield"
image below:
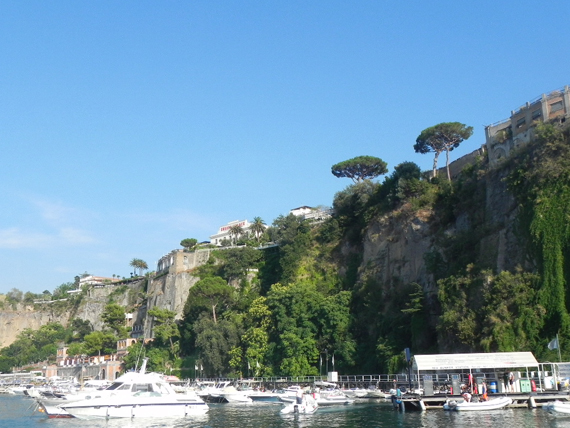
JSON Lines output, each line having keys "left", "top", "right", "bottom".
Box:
{"left": 106, "top": 382, "right": 125, "bottom": 391}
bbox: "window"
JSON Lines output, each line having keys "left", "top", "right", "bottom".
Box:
{"left": 516, "top": 118, "right": 526, "bottom": 129}
{"left": 134, "top": 384, "right": 153, "bottom": 392}
{"left": 532, "top": 110, "right": 541, "bottom": 120}
{"left": 550, "top": 101, "right": 564, "bottom": 113}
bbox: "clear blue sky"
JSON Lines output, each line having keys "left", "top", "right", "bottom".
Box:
{"left": 1, "top": 1, "right": 569, "bottom": 294}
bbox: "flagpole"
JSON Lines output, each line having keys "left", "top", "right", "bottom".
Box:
{"left": 557, "top": 334, "right": 562, "bottom": 362}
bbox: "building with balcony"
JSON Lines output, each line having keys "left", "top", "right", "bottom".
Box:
{"left": 209, "top": 219, "right": 253, "bottom": 246}
{"left": 485, "top": 85, "right": 570, "bottom": 166}
{"left": 290, "top": 206, "right": 333, "bottom": 222}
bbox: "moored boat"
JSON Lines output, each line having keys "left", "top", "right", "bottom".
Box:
{"left": 220, "top": 385, "right": 253, "bottom": 403}
{"left": 544, "top": 400, "right": 570, "bottom": 414}
{"left": 55, "top": 360, "right": 208, "bottom": 419}
{"left": 280, "top": 395, "right": 318, "bottom": 414}
{"left": 443, "top": 396, "right": 512, "bottom": 411}
{"left": 36, "top": 398, "right": 74, "bottom": 418}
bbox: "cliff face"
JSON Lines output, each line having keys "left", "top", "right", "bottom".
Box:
{"left": 361, "top": 208, "right": 434, "bottom": 293}
{"left": 358, "top": 160, "right": 524, "bottom": 348}
{"left": 0, "top": 280, "right": 147, "bottom": 348}
{"left": 0, "top": 309, "right": 62, "bottom": 348}
{"left": 0, "top": 160, "right": 526, "bottom": 353}
{"left": 143, "top": 272, "right": 200, "bottom": 337}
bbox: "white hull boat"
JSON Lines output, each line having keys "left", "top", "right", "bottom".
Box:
{"left": 280, "top": 396, "right": 318, "bottom": 414}
{"left": 59, "top": 392, "right": 208, "bottom": 419}
{"left": 341, "top": 388, "right": 369, "bottom": 398}
{"left": 544, "top": 400, "right": 570, "bottom": 414}
{"left": 365, "top": 388, "right": 388, "bottom": 399}
{"left": 220, "top": 386, "right": 253, "bottom": 403}
{"left": 313, "top": 392, "right": 354, "bottom": 406}
{"left": 443, "top": 396, "right": 512, "bottom": 411}
{"left": 248, "top": 391, "right": 285, "bottom": 402}
{"left": 36, "top": 399, "right": 73, "bottom": 418}
{"left": 56, "top": 359, "right": 208, "bottom": 419}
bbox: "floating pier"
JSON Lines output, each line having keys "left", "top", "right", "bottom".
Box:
{"left": 400, "top": 391, "right": 570, "bottom": 411}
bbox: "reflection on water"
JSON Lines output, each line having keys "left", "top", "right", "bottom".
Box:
{"left": 3, "top": 395, "right": 570, "bottom": 428}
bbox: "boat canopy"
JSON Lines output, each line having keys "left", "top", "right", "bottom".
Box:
{"left": 412, "top": 352, "right": 539, "bottom": 371}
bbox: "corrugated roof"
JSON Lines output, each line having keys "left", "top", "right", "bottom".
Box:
{"left": 412, "top": 352, "right": 539, "bottom": 371}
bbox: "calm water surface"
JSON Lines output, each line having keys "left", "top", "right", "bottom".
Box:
{"left": 3, "top": 395, "right": 570, "bottom": 428}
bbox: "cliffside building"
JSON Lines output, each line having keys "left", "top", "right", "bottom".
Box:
{"left": 485, "top": 85, "right": 570, "bottom": 166}
{"left": 290, "top": 206, "right": 332, "bottom": 222}
{"left": 155, "top": 249, "right": 210, "bottom": 274}
{"left": 79, "top": 275, "right": 120, "bottom": 287}
{"left": 209, "top": 219, "right": 253, "bottom": 246}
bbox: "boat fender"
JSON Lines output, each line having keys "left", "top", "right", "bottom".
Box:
{"left": 529, "top": 396, "right": 536, "bottom": 408}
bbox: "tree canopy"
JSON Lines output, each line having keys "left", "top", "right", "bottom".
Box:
{"left": 101, "top": 303, "right": 128, "bottom": 338}
{"left": 331, "top": 156, "right": 388, "bottom": 183}
{"left": 184, "top": 277, "right": 234, "bottom": 324}
{"left": 180, "top": 238, "right": 198, "bottom": 251}
{"left": 414, "top": 122, "right": 473, "bottom": 180}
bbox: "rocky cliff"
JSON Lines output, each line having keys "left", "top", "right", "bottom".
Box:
{"left": 0, "top": 280, "right": 147, "bottom": 348}
{"left": 0, "top": 155, "right": 527, "bottom": 352}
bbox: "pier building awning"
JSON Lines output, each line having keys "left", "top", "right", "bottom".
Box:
{"left": 412, "top": 352, "right": 539, "bottom": 371}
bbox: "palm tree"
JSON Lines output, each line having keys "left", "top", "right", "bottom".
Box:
{"left": 130, "top": 258, "right": 149, "bottom": 276}
{"left": 228, "top": 224, "right": 244, "bottom": 245}
{"left": 139, "top": 259, "right": 148, "bottom": 275}
{"left": 250, "top": 217, "right": 266, "bottom": 242}
{"left": 129, "top": 258, "right": 139, "bottom": 275}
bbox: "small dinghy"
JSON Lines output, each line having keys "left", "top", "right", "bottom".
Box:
{"left": 443, "top": 396, "right": 512, "bottom": 411}
{"left": 280, "top": 395, "right": 318, "bottom": 414}
{"left": 544, "top": 400, "right": 570, "bottom": 415}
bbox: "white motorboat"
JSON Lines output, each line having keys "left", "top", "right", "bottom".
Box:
{"left": 365, "top": 387, "right": 388, "bottom": 399}
{"left": 443, "top": 396, "right": 512, "bottom": 411}
{"left": 220, "top": 385, "right": 253, "bottom": 403}
{"left": 247, "top": 390, "right": 285, "bottom": 402}
{"left": 36, "top": 382, "right": 114, "bottom": 418}
{"left": 313, "top": 391, "right": 354, "bottom": 406}
{"left": 311, "top": 382, "right": 354, "bottom": 406}
{"left": 7, "top": 384, "right": 34, "bottom": 395}
{"left": 55, "top": 360, "right": 208, "bottom": 419}
{"left": 341, "top": 388, "right": 369, "bottom": 398}
{"left": 544, "top": 400, "right": 570, "bottom": 414}
{"left": 280, "top": 395, "right": 318, "bottom": 414}
{"left": 37, "top": 398, "right": 74, "bottom": 418}
{"left": 197, "top": 381, "right": 232, "bottom": 403}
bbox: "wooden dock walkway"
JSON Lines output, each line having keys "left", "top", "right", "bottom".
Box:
{"left": 400, "top": 391, "right": 570, "bottom": 411}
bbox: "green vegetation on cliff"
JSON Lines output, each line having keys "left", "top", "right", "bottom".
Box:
{"left": 4, "top": 121, "right": 570, "bottom": 377}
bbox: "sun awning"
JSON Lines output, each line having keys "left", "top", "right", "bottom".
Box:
{"left": 412, "top": 352, "right": 539, "bottom": 371}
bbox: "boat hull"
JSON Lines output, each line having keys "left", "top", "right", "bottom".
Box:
{"left": 36, "top": 400, "right": 73, "bottom": 418}
{"left": 280, "top": 402, "right": 318, "bottom": 414}
{"left": 544, "top": 400, "right": 570, "bottom": 414}
{"left": 60, "top": 397, "right": 209, "bottom": 419}
{"left": 444, "top": 397, "right": 512, "bottom": 411}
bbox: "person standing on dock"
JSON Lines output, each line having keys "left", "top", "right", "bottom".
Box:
{"left": 503, "top": 371, "right": 510, "bottom": 392}
{"left": 509, "top": 372, "right": 515, "bottom": 392}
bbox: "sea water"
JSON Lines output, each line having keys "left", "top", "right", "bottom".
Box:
{"left": 2, "top": 395, "right": 570, "bottom": 428}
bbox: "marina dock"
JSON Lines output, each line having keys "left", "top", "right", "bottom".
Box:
{"left": 400, "top": 391, "right": 570, "bottom": 411}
